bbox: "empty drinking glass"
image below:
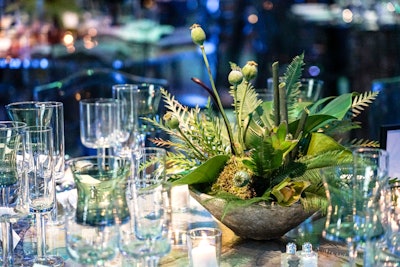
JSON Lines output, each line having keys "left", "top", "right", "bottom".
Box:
{"left": 79, "top": 98, "right": 119, "bottom": 157}
{"left": 24, "top": 126, "right": 64, "bottom": 266}
{"left": 0, "top": 121, "right": 29, "bottom": 266}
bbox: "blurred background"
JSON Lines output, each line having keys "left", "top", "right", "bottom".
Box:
{"left": 1, "top": 0, "right": 400, "bottom": 141}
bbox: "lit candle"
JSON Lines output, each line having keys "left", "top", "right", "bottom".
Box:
{"left": 191, "top": 237, "right": 218, "bottom": 267}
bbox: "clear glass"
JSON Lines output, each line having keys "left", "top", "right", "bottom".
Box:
{"left": 133, "top": 147, "right": 167, "bottom": 187}
{"left": 5, "top": 101, "right": 66, "bottom": 225}
{"left": 65, "top": 196, "right": 119, "bottom": 266}
{"left": 320, "top": 165, "right": 359, "bottom": 266}
{"left": 112, "top": 84, "right": 141, "bottom": 157}
{"left": 24, "top": 126, "right": 64, "bottom": 266}
{"left": 134, "top": 84, "right": 162, "bottom": 147}
{"left": 187, "top": 227, "right": 222, "bottom": 267}
{"left": 378, "top": 181, "right": 400, "bottom": 261}
{"left": 123, "top": 147, "right": 169, "bottom": 264}
{"left": 79, "top": 98, "right": 119, "bottom": 156}
{"left": 0, "top": 121, "right": 29, "bottom": 266}
{"left": 352, "top": 148, "right": 389, "bottom": 266}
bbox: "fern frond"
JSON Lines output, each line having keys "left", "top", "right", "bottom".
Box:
{"left": 350, "top": 139, "right": 380, "bottom": 148}
{"left": 352, "top": 91, "right": 379, "bottom": 117}
{"left": 299, "top": 149, "right": 353, "bottom": 169}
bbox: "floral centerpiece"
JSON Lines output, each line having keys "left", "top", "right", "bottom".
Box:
{"left": 146, "top": 24, "right": 379, "bottom": 239}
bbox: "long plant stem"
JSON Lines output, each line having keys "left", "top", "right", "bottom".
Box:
{"left": 177, "top": 128, "right": 207, "bottom": 161}
{"left": 199, "top": 45, "right": 238, "bottom": 156}
{"left": 272, "top": 62, "right": 280, "bottom": 126}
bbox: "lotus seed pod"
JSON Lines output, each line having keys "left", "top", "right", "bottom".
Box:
{"left": 190, "top": 24, "right": 206, "bottom": 46}
{"left": 228, "top": 69, "right": 243, "bottom": 86}
{"left": 242, "top": 61, "right": 258, "bottom": 81}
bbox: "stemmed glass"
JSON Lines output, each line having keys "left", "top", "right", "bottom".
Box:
{"left": 24, "top": 126, "right": 64, "bottom": 266}
{"left": 79, "top": 98, "right": 119, "bottom": 157}
{"left": 0, "top": 121, "right": 29, "bottom": 266}
{"left": 5, "top": 101, "right": 66, "bottom": 225}
{"left": 134, "top": 83, "right": 162, "bottom": 147}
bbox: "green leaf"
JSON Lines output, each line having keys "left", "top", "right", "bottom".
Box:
{"left": 306, "top": 132, "right": 347, "bottom": 156}
{"left": 171, "top": 155, "right": 229, "bottom": 186}
{"left": 288, "top": 114, "right": 337, "bottom": 134}
{"left": 318, "top": 93, "right": 353, "bottom": 120}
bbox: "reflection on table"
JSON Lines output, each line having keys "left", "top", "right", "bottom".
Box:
{"left": 12, "top": 189, "right": 352, "bottom": 267}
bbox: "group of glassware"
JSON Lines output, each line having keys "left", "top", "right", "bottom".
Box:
{"left": 0, "top": 82, "right": 171, "bottom": 266}
{"left": 321, "top": 147, "right": 400, "bottom": 266}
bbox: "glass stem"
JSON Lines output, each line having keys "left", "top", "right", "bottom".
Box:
{"left": 1, "top": 221, "right": 13, "bottom": 266}
{"left": 348, "top": 241, "right": 358, "bottom": 267}
{"left": 36, "top": 212, "right": 47, "bottom": 259}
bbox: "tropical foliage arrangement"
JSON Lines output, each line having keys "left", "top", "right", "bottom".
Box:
{"left": 146, "top": 24, "right": 379, "bottom": 212}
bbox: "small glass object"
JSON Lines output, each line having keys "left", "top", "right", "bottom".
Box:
{"left": 187, "top": 227, "right": 222, "bottom": 267}
{"left": 281, "top": 242, "right": 300, "bottom": 267}
{"left": 300, "top": 242, "right": 317, "bottom": 267}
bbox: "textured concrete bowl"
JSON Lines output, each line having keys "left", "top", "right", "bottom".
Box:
{"left": 190, "top": 189, "right": 317, "bottom": 240}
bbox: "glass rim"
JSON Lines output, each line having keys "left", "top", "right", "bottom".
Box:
{"left": 66, "top": 155, "right": 127, "bottom": 164}
{"left": 187, "top": 227, "right": 222, "bottom": 238}
{"left": 79, "top": 98, "right": 120, "bottom": 105}
{"left": 0, "top": 121, "right": 27, "bottom": 129}
{"left": 5, "top": 101, "right": 63, "bottom": 110}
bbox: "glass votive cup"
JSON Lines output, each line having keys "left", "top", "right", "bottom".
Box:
{"left": 187, "top": 227, "right": 222, "bottom": 267}
{"left": 171, "top": 184, "right": 190, "bottom": 212}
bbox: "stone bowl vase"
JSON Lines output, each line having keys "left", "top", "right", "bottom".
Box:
{"left": 190, "top": 189, "right": 317, "bottom": 240}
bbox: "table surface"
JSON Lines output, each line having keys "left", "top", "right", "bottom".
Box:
{"left": 15, "top": 190, "right": 398, "bottom": 267}
{"left": 23, "top": 195, "right": 351, "bottom": 267}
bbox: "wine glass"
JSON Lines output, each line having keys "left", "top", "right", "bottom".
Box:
{"left": 66, "top": 155, "right": 131, "bottom": 266}
{"left": 5, "top": 101, "right": 66, "bottom": 225}
{"left": 135, "top": 83, "right": 162, "bottom": 147}
{"left": 0, "top": 121, "right": 29, "bottom": 266}
{"left": 79, "top": 98, "right": 119, "bottom": 157}
{"left": 112, "top": 84, "right": 141, "bottom": 157}
{"left": 24, "top": 126, "right": 64, "bottom": 266}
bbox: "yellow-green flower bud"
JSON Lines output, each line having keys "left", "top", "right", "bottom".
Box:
{"left": 163, "top": 113, "right": 179, "bottom": 129}
{"left": 242, "top": 61, "right": 258, "bottom": 81}
{"left": 228, "top": 69, "right": 243, "bottom": 86}
{"left": 190, "top": 24, "right": 206, "bottom": 46}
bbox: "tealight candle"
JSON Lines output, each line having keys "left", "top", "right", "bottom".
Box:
{"left": 188, "top": 227, "right": 222, "bottom": 267}
{"left": 191, "top": 238, "right": 218, "bottom": 267}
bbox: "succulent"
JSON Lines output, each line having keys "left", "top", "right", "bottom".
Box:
{"left": 145, "top": 24, "right": 379, "bottom": 211}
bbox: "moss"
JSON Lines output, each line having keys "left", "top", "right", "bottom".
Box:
{"left": 211, "top": 156, "right": 255, "bottom": 199}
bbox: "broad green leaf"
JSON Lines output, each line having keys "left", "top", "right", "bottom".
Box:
{"left": 306, "top": 132, "right": 347, "bottom": 156}
{"left": 171, "top": 155, "right": 229, "bottom": 186}
{"left": 318, "top": 93, "right": 353, "bottom": 120}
